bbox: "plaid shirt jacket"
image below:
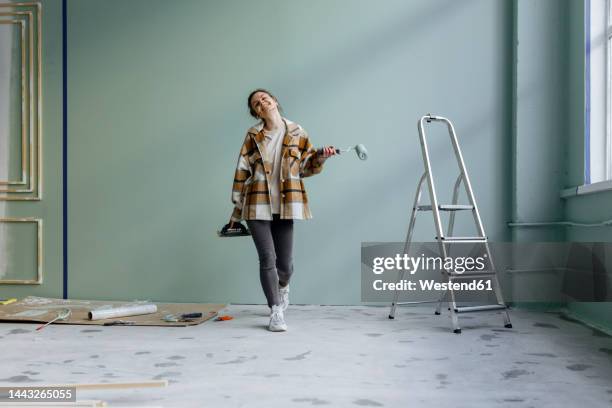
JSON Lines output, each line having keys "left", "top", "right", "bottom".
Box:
{"left": 230, "top": 118, "right": 328, "bottom": 221}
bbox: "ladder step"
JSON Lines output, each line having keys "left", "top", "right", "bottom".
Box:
{"left": 454, "top": 305, "right": 506, "bottom": 313}
{"left": 437, "top": 236, "right": 487, "bottom": 243}
{"left": 417, "top": 204, "right": 474, "bottom": 211}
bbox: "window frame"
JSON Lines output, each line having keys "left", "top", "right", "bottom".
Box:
{"left": 586, "top": 0, "right": 611, "bottom": 184}
{"left": 607, "top": 0, "right": 612, "bottom": 179}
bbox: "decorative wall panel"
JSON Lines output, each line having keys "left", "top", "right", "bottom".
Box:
{"left": 0, "top": 217, "right": 42, "bottom": 284}
{"left": 0, "top": 2, "right": 42, "bottom": 200}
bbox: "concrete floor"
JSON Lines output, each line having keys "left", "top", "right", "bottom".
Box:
{"left": 1, "top": 305, "right": 612, "bottom": 408}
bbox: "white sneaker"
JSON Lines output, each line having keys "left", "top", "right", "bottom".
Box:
{"left": 269, "top": 305, "right": 287, "bottom": 332}
{"left": 279, "top": 285, "right": 290, "bottom": 312}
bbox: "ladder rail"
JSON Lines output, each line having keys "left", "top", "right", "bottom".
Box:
{"left": 441, "top": 117, "right": 511, "bottom": 329}
{"left": 442, "top": 117, "right": 488, "bottom": 238}
{"left": 389, "top": 172, "right": 427, "bottom": 319}
{"left": 417, "top": 117, "right": 446, "bottom": 240}
{"left": 446, "top": 167, "right": 509, "bottom": 311}
{"left": 447, "top": 174, "right": 463, "bottom": 237}
{"left": 403, "top": 172, "right": 427, "bottom": 254}
{"left": 418, "top": 115, "right": 462, "bottom": 333}
{"left": 419, "top": 115, "right": 461, "bottom": 331}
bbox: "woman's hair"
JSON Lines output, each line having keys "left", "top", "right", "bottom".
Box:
{"left": 247, "top": 88, "right": 283, "bottom": 119}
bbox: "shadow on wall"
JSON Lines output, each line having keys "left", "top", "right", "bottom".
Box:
{"left": 564, "top": 243, "right": 610, "bottom": 302}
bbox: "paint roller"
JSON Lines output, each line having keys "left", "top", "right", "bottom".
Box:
{"left": 319, "top": 144, "right": 368, "bottom": 160}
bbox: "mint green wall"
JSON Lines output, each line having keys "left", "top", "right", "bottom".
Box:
{"left": 5, "top": 0, "right": 609, "bottom": 319}
{"left": 506, "top": 0, "right": 570, "bottom": 312}
{"left": 509, "top": 1, "right": 612, "bottom": 332}
{"left": 512, "top": 0, "right": 568, "bottom": 243}
{"left": 0, "top": 0, "right": 63, "bottom": 300}
{"left": 565, "top": 190, "right": 612, "bottom": 331}
{"left": 6, "top": 0, "right": 609, "bottom": 321}
{"left": 66, "top": 0, "right": 513, "bottom": 304}
{"left": 563, "top": 0, "right": 612, "bottom": 332}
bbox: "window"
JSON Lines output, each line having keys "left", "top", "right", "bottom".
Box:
{"left": 607, "top": 0, "right": 612, "bottom": 179}
{"left": 587, "top": 0, "right": 611, "bottom": 183}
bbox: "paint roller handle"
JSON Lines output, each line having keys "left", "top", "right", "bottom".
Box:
{"left": 317, "top": 146, "right": 338, "bottom": 158}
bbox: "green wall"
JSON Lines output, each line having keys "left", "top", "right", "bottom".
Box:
{"left": 3, "top": 0, "right": 610, "bottom": 321}
{"left": 0, "top": 0, "right": 63, "bottom": 300}
{"left": 564, "top": 189, "right": 612, "bottom": 331}
{"left": 507, "top": 0, "right": 612, "bottom": 332}
{"left": 512, "top": 0, "right": 568, "bottom": 243}
{"left": 66, "top": 0, "right": 513, "bottom": 304}
{"left": 563, "top": 0, "right": 612, "bottom": 332}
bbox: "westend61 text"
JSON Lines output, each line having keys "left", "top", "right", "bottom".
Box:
{"left": 373, "top": 279, "right": 493, "bottom": 291}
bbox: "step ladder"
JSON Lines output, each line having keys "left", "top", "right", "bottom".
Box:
{"left": 388, "top": 114, "right": 512, "bottom": 334}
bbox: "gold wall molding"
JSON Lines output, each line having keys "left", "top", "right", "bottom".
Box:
{"left": 0, "top": 19, "right": 27, "bottom": 186}
{"left": 0, "top": 2, "right": 42, "bottom": 200}
{"left": 0, "top": 217, "right": 42, "bottom": 285}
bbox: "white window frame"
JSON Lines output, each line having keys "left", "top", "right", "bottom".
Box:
{"left": 587, "top": 0, "right": 610, "bottom": 183}
{"left": 607, "top": 0, "right": 612, "bottom": 180}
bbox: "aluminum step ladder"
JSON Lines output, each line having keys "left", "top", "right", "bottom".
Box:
{"left": 388, "top": 114, "right": 512, "bottom": 334}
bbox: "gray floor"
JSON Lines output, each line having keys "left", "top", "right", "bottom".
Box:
{"left": 1, "top": 305, "right": 612, "bottom": 408}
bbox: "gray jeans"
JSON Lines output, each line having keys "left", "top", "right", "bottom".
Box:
{"left": 246, "top": 215, "right": 294, "bottom": 308}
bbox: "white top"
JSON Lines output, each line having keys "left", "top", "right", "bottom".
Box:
{"left": 263, "top": 123, "right": 286, "bottom": 214}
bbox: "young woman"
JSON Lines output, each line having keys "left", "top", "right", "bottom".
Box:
{"left": 229, "top": 89, "right": 335, "bottom": 332}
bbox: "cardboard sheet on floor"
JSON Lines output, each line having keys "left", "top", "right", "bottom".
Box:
{"left": 0, "top": 296, "right": 225, "bottom": 327}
